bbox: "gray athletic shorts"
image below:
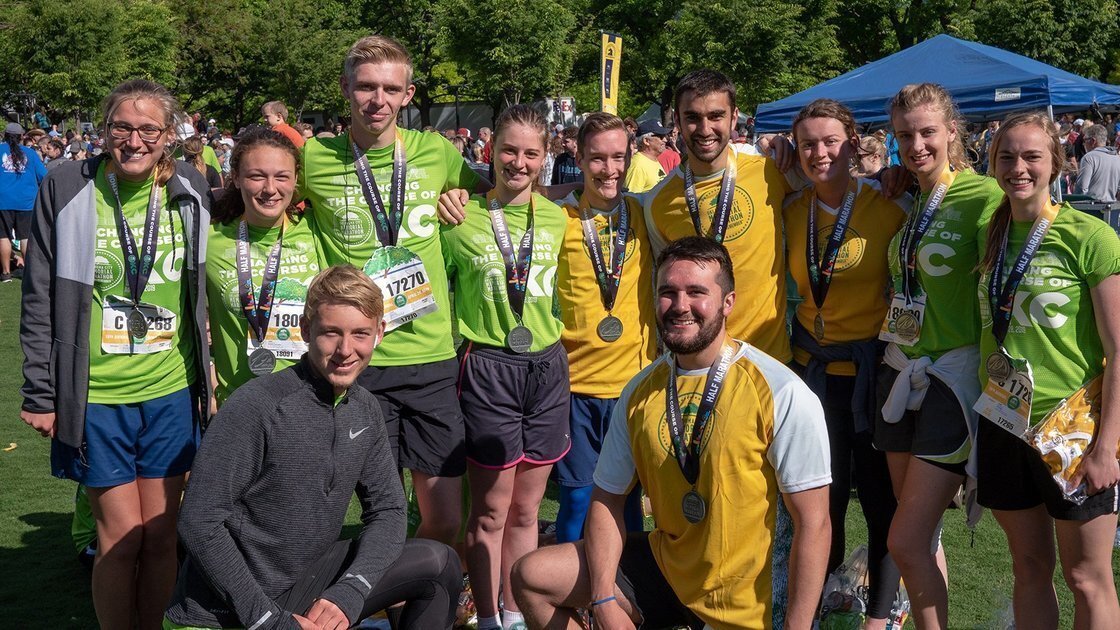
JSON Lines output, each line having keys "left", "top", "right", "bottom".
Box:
{"left": 458, "top": 340, "right": 571, "bottom": 469}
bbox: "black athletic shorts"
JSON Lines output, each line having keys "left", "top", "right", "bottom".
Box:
{"left": 458, "top": 340, "right": 571, "bottom": 469}
{"left": 0, "top": 210, "right": 31, "bottom": 240}
{"left": 873, "top": 363, "right": 969, "bottom": 474}
{"left": 613, "top": 532, "right": 704, "bottom": 629}
{"left": 357, "top": 357, "right": 466, "bottom": 477}
{"left": 977, "top": 418, "right": 1119, "bottom": 521}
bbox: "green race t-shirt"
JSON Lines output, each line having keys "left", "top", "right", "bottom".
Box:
{"left": 206, "top": 214, "right": 321, "bottom": 404}
{"left": 441, "top": 193, "right": 566, "bottom": 351}
{"left": 978, "top": 204, "right": 1120, "bottom": 425}
{"left": 89, "top": 163, "right": 196, "bottom": 403}
{"left": 298, "top": 128, "right": 480, "bottom": 366}
{"left": 888, "top": 170, "right": 1003, "bottom": 360}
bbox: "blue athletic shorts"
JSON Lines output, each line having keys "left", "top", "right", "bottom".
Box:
{"left": 51, "top": 386, "right": 200, "bottom": 487}
{"left": 554, "top": 393, "right": 617, "bottom": 487}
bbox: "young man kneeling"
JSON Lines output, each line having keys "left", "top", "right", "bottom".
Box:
{"left": 166, "top": 265, "right": 460, "bottom": 630}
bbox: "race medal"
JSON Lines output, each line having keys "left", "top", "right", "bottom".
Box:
{"left": 248, "top": 347, "right": 277, "bottom": 377}
{"left": 127, "top": 309, "right": 149, "bottom": 339}
{"left": 597, "top": 315, "right": 624, "bottom": 342}
{"left": 894, "top": 312, "right": 919, "bottom": 342}
{"left": 805, "top": 183, "right": 857, "bottom": 342}
{"left": 682, "top": 490, "right": 707, "bottom": 524}
{"left": 985, "top": 350, "right": 1013, "bottom": 383}
{"left": 506, "top": 325, "right": 534, "bottom": 354}
{"left": 363, "top": 245, "right": 437, "bottom": 332}
{"left": 880, "top": 294, "right": 925, "bottom": 346}
{"left": 974, "top": 354, "right": 1034, "bottom": 439}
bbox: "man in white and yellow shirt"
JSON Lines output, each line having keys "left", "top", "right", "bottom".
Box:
{"left": 512, "top": 237, "right": 831, "bottom": 630}
{"left": 554, "top": 112, "right": 658, "bottom": 543}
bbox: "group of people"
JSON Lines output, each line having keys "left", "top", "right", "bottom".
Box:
{"left": 12, "top": 30, "right": 1120, "bottom": 630}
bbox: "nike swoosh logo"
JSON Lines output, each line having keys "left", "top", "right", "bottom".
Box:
{"left": 349, "top": 427, "right": 369, "bottom": 440}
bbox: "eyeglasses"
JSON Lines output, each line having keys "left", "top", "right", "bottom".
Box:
{"left": 107, "top": 122, "right": 167, "bottom": 143}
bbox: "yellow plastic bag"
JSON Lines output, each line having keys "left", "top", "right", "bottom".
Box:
{"left": 1030, "top": 376, "right": 1112, "bottom": 504}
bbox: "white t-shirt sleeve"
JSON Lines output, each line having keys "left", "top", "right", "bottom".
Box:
{"left": 593, "top": 364, "right": 657, "bottom": 494}
{"left": 747, "top": 346, "right": 832, "bottom": 493}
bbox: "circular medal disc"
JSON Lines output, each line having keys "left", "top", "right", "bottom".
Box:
{"left": 682, "top": 490, "right": 707, "bottom": 524}
{"left": 127, "top": 309, "right": 149, "bottom": 339}
{"left": 986, "top": 351, "right": 1013, "bottom": 383}
{"left": 813, "top": 313, "right": 825, "bottom": 341}
{"left": 506, "top": 325, "right": 534, "bottom": 354}
{"left": 597, "top": 315, "right": 624, "bottom": 343}
{"left": 894, "top": 312, "right": 919, "bottom": 342}
{"left": 248, "top": 347, "right": 277, "bottom": 377}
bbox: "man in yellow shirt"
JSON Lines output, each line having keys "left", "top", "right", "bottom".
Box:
{"left": 512, "top": 237, "right": 831, "bottom": 630}
{"left": 554, "top": 112, "right": 658, "bottom": 543}
{"left": 624, "top": 119, "right": 669, "bottom": 193}
{"left": 643, "top": 69, "right": 796, "bottom": 364}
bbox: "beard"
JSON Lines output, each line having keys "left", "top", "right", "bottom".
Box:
{"left": 658, "top": 308, "right": 726, "bottom": 356}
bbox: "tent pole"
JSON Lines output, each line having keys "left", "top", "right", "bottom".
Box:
{"left": 1049, "top": 105, "right": 1064, "bottom": 202}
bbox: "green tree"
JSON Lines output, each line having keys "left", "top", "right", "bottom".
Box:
{"left": 440, "top": 0, "right": 577, "bottom": 109}
{"left": 5, "top": 0, "right": 179, "bottom": 123}
{"left": 973, "top": 0, "right": 1120, "bottom": 80}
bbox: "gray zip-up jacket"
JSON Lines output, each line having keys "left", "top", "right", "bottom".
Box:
{"left": 166, "top": 358, "right": 406, "bottom": 630}
{"left": 20, "top": 156, "right": 212, "bottom": 448}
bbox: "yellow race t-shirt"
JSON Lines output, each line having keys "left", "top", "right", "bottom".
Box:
{"left": 784, "top": 179, "right": 908, "bottom": 375}
{"left": 594, "top": 340, "right": 830, "bottom": 629}
{"left": 643, "top": 151, "right": 794, "bottom": 362}
{"left": 557, "top": 192, "right": 658, "bottom": 397}
{"left": 624, "top": 151, "right": 667, "bottom": 194}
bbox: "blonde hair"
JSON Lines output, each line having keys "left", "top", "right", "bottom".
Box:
{"left": 577, "top": 112, "right": 627, "bottom": 152}
{"left": 978, "top": 112, "right": 1065, "bottom": 274}
{"left": 101, "top": 79, "right": 182, "bottom": 186}
{"left": 181, "top": 136, "right": 207, "bottom": 177}
{"left": 494, "top": 104, "right": 548, "bottom": 148}
{"left": 304, "top": 265, "right": 384, "bottom": 324}
{"left": 344, "top": 35, "right": 412, "bottom": 82}
{"left": 859, "top": 136, "right": 887, "bottom": 160}
{"left": 262, "top": 100, "right": 289, "bottom": 120}
{"left": 889, "top": 83, "right": 971, "bottom": 173}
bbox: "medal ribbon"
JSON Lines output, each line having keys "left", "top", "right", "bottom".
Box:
{"left": 106, "top": 170, "right": 163, "bottom": 308}
{"left": 236, "top": 221, "right": 285, "bottom": 344}
{"left": 684, "top": 151, "right": 737, "bottom": 243}
{"left": 486, "top": 192, "right": 535, "bottom": 321}
{"left": 988, "top": 202, "right": 1059, "bottom": 346}
{"left": 806, "top": 180, "right": 858, "bottom": 311}
{"left": 351, "top": 132, "right": 406, "bottom": 247}
{"left": 899, "top": 168, "right": 956, "bottom": 305}
{"left": 578, "top": 195, "right": 629, "bottom": 313}
{"left": 666, "top": 342, "right": 736, "bottom": 485}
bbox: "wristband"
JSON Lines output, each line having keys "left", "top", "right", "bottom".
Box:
{"left": 591, "top": 595, "right": 617, "bottom": 607}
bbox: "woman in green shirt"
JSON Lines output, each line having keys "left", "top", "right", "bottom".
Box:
{"left": 207, "top": 129, "right": 321, "bottom": 404}
{"left": 441, "top": 105, "right": 569, "bottom": 630}
{"left": 874, "top": 83, "right": 1004, "bottom": 629}
{"left": 20, "top": 79, "right": 212, "bottom": 629}
{"left": 975, "top": 112, "right": 1120, "bottom": 629}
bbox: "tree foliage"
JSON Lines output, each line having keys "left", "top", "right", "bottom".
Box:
{"left": 2, "top": 0, "right": 1118, "bottom": 127}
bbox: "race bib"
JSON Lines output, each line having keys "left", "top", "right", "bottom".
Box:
{"left": 101, "top": 298, "right": 176, "bottom": 355}
{"left": 974, "top": 351, "right": 1034, "bottom": 439}
{"left": 363, "top": 246, "right": 437, "bottom": 332}
{"left": 246, "top": 301, "right": 306, "bottom": 360}
{"left": 879, "top": 294, "right": 925, "bottom": 346}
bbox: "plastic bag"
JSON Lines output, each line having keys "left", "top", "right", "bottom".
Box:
{"left": 1029, "top": 376, "right": 1108, "bottom": 504}
{"left": 818, "top": 545, "right": 868, "bottom": 628}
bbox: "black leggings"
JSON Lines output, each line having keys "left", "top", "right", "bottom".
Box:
{"left": 819, "top": 373, "right": 901, "bottom": 619}
{"left": 278, "top": 538, "right": 461, "bottom": 629}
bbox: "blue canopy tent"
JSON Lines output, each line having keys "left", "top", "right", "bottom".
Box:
{"left": 754, "top": 34, "right": 1120, "bottom": 132}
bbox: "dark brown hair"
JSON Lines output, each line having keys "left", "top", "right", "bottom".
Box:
{"left": 656, "top": 236, "right": 735, "bottom": 295}
{"left": 211, "top": 129, "right": 301, "bottom": 224}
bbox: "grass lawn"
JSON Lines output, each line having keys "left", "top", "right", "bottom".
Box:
{"left": 1, "top": 277, "right": 1117, "bottom": 628}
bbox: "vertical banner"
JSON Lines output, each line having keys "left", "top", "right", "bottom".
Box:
{"left": 600, "top": 32, "right": 622, "bottom": 114}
